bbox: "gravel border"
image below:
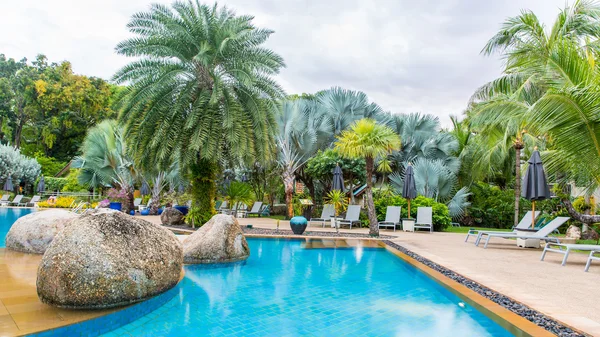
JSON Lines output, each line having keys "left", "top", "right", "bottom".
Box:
{"left": 383, "top": 240, "right": 587, "bottom": 337}
{"left": 241, "top": 227, "right": 394, "bottom": 239}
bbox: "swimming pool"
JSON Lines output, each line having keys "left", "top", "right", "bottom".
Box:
{"left": 0, "top": 207, "right": 33, "bottom": 248}
{"left": 93, "top": 238, "right": 514, "bottom": 337}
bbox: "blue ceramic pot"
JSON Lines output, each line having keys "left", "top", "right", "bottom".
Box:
{"left": 290, "top": 216, "right": 308, "bottom": 235}
{"left": 158, "top": 208, "right": 164, "bottom": 215}
{"left": 140, "top": 209, "right": 150, "bottom": 216}
{"left": 109, "top": 202, "right": 122, "bottom": 212}
{"left": 174, "top": 206, "right": 189, "bottom": 216}
{"left": 129, "top": 210, "right": 135, "bottom": 216}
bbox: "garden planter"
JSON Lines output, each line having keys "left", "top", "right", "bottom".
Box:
{"left": 109, "top": 202, "right": 122, "bottom": 212}
{"left": 174, "top": 206, "right": 189, "bottom": 216}
{"left": 290, "top": 216, "right": 308, "bottom": 235}
{"left": 140, "top": 209, "right": 150, "bottom": 216}
{"left": 402, "top": 218, "right": 415, "bottom": 232}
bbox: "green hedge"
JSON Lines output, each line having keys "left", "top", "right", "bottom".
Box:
{"left": 43, "top": 177, "right": 68, "bottom": 192}
{"left": 373, "top": 192, "right": 451, "bottom": 231}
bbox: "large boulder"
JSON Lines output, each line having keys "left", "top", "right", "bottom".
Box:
{"left": 565, "top": 225, "right": 582, "bottom": 240}
{"left": 6, "top": 209, "right": 78, "bottom": 254}
{"left": 161, "top": 207, "right": 184, "bottom": 226}
{"left": 37, "top": 212, "right": 183, "bottom": 309}
{"left": 183, "top": 214, "right": 249, "bottom": 264}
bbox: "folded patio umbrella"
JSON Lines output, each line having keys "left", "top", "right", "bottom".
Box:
{"left": 402, "top": 164, "right": 417, "bottom": 218}
{"left": 332, "top": 164, "right": 345, "bottom": 192}
{"left": 37, "top": 176, "right": 45, "bottom": 193}
{"left": 140, "top": 180, "right": 150, "bottom": 196}
{"left": 3, "top": 177, "right": 13, "bottom": 192}
{"left": 522, "top": 149, "right": 551, "bottom": 229}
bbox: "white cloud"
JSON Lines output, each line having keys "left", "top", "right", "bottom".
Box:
{"left": 0, "top": 0, "right": 565, "bottom": 126}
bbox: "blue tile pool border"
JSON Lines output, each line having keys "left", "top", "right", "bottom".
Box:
{"left": 28, "top": 284, "right": 180, "bottom": 337}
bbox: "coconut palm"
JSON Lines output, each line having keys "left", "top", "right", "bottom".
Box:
{"left": 75, "top": 120, "right": 137, "bottom": 212}
{"left": 470, "top": 0, "right": 600, "bottom": 225}
{"left": 335, "top": 118, "right": 401, "bottom": 236}
{"left": 114, "top": 1, "right": 285, "bottom": 217}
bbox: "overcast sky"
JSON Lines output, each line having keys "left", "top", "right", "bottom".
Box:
{"left": 0, "top": 0, "right": 565, "bottom": 126}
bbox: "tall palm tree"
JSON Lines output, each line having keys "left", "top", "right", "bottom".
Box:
{"left": 335, "top": 119, "right": 401, "bottom": 236}
{"left": 75, "top": 120, "right": 137, "bottom": 212}
{"left": 114, "top": 1, "right": 285, "bottom": 218}
{"left": 471, "top": 0, "right": 600, "bottom": 225}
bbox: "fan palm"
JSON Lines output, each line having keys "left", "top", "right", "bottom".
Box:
{"left": 114, "top": 1, "right": 285, "bottom": 216}
{"left": 335, "top": 119, "right": 401, "bottom": 236}
{"left": 75, "top": 120, "right": 137, "bottom": 212}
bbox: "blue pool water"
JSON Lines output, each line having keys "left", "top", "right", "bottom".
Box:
{"left": 0, "top": 207, "right": 33, "bottom": 247}
{"left": 98, "top": 238, "right": 514, "bottom": 337}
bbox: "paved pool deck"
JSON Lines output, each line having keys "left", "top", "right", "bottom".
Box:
{"left": 142, "top": 215, "right": 600, "bottom": 336}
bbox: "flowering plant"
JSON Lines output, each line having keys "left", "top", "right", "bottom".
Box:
{"left": 98, "top": 199, "right": 110, "bottom": 208}
{"left": 107, "top": 188, "right": 128, "bottom": 203}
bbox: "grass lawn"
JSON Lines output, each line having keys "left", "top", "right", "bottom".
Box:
{"left": 443, "top": 226, "right": 513, "bottom": 234}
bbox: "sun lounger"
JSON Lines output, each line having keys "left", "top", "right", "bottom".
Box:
{"left": 414, "top": 207, "right": 433, "bottom": 232}
{"left": 379, "top": 206, "right": 401, "bottom": 231}
{"left": 27, "top": 195, "right": 41, "bottom": 207}
{"left": 133, "top": 198, "right": 142, "bottom": 209}
{"left": 0, "top": 194, "right": 10, "bottom": 207}
{"left": 478, "top": 217, "right": 569, "bottom": 249}
{"left": 310, "top": 204, "right": 335, "bottom": 227}
{"left": 218, "top": 201, "right": 230, "bottom": 214}
{"left": 585, "top": 250, "right": 600, "bottom": 272}
{"left": 9, "top": 195, "right": 23, "bottom": 206}
{"left": 466, "top": 211, "right": 540, "bottom": 244}
{"left": 138, "top": 199, "right": 151, "bottom": 212}
{"left": 541, "top": 242, "right": 600, "bottom": 268}
{"left": 338, "top": 205, "right": 361, "bottom": 229}
{"left": 260, "top": 204, "right": 271, "bottom": 217}
{"left": 246, "top": 202, "right": 263, "bottom": 217}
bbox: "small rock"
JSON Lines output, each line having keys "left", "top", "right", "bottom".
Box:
{"left": 582, "top": 226, "right": 599, "bottom": 241}
{"left": 161, "top": 207, "right": 185, "bottom": 226}
{"left": 183, "top": 214, "right": 249, "bottom": 264}
{"left": 565, "top": 225, "right": 581, "bottom": 240}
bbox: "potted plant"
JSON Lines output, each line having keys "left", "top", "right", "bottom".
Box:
{"left": 325, "top": 190, "right": 348, "bottom": 233}
{"left": 174, "top": 192, "right": 192, "bottom": 216}
{"left": 107, "top": 188, "right": 127, "bottom": 212}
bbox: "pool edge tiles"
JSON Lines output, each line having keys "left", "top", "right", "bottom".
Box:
{"left": 26, "top": 284, "right": 181, "bottom": 337}
{"left": 380, "top": 240, "right": 564, "bottom": 337}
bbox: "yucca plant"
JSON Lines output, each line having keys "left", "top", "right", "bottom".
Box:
{"left": 324, "top": 189, "right": 348, "bottom": 233}
{"left": 114, "top": 1, "right": 285, "bottom": 216}
{"left": 335, "top": 119, "right": 401, "bottom": 236}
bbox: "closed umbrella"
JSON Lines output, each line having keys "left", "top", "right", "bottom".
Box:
{"left": 3, "top": 177, "right": 13, "bottom": 192}
{"left": 332, "top": 164, "right": 345, "bottom": 192}
{"left": 37, "top": 176, "right": 45, "bottom": 194}
{"left": 522, "top": 149, "right": 551, "bottom": 229}
{"left": 140, "top": 180, "right": 150, "bottom": 196}
{"left": 402, "top": 164, "right": 417, "bottom": 218}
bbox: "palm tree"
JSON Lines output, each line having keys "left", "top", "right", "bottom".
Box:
{"left": 114, "top": 1, "right": 285, "bottom": 217}
{"left": 75, "top": 120, "right": 137, "bottom": 212}
{"left": 470, "top": 0, "right": 600, "bottom": 225}
{"left": 335, "top": 119, "right": 401, "bottom": 236}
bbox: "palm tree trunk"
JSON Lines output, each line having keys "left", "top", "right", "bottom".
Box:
{"left": 365, "top": 156, "right": 378, "bottom": 236}
{"left": 190, "top": 158, "right": 217, "bottom": 224}
{"left": 283, "top": 168, "right": 294, "bottom": 219}
{"left": 514, "top": 142, "right": 523, "bottom": 227}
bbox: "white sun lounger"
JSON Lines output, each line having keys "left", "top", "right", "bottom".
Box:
{"left": 478, "top": 217, "right": 569, "bottom": 249}
{"left": 9, "top": 195, "right": 24, "bottom": 206}
{"left": 585, "top": 250, "right": 600, "bottom": 272}
{"left": 338, "top": 205, "right": 361, "bottom": 229}
{"left": 466, "top": 211, "right": 540, "bottom": 244}
{"left": 133, "top": 197, "right": 142, "bottom": 209}
{"left": 379, "top": 206, "right": 401, "bottom": 231}
{"left": 27, "top": 195, "right": 41, "bottom": 207}
{"left": 246, "top": 202, "right": 264, "bottom": 217}
{"left": 541, "top": 242, "right": 600, "bottom": 269}
{"left": 414, "top": 207, "right": 433, "bottom": 232}
{"left": 310, "top": 204, "right": 335, "bottom": 227}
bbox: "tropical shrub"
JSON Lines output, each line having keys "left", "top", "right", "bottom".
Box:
{"left": 61, "top": 169, "right": 88, "bottom": 192}
{"left": 225, "top": 182, "right": 254, "bottom": 210}
{"left": 44, "top": 177, "right": 68, "bottom": 192}
{"left": 37, "top": 196, "right": 76, "bottom": 208}
{"left": 0, "top": 144, "right": 41, "bottom": 187}
{"left": 373, "top": 191, "right": 451, "bottom": 231}
{"left": 35, "top": 153, "right": 67, "bottom": 176}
